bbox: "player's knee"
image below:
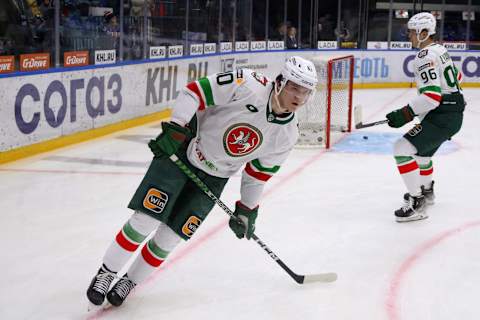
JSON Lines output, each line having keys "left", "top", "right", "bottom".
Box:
{"left": 393, "top": 138, "right": 417, "bottom": 157}
{"left": 129, "top": 210, "right": 161, "bottom": 236}
{"left": 152, "top": 222, "right": 182, "bottom": 253}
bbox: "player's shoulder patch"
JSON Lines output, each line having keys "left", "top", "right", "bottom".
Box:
{"left": 417, "top": 49, "right": 428, "bottom": 58}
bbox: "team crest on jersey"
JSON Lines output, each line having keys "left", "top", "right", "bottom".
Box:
{"left": 223, "top": 123, "right": 263, "bottom": 157}
{"left": 143, "top": 188, "right": 169, "bottom": 214}
{"left": 182, "top": 215, "right": 202, "bottom": 238}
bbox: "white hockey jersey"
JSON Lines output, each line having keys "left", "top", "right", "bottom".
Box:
{"left": 170, "top": 69, "right": 299, "bottom": 208}
{"left": 409, "top": 43, "right": 463, "bottom": 116}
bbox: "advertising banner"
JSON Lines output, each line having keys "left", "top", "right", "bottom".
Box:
{"left": 0, "top": 56, "right": 15, "bottom": 74}
{"left": 94, "top": 50, "right": 116, "bottom": 65}
{"left": 20, "top": 53, "right": 50, "bottom": 71}
{"left": 204, "top": 43, "right": 216, "bottom": 54}
{"left": 318, "top": 41, "right": 338, "bottom": 50}
{"left": 149, "top": 46, "right": 167, "bottom": 59}
{"left": 64, "top": 51, "right": 89, "bottom": 67}
{"left": 1, "top": 49, "right": 479, "bottom": 152}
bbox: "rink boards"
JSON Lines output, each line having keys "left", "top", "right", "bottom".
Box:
{"left": 0, "top": 50, "right": 479, "bottom": 162}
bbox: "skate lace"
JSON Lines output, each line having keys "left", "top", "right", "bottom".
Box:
{"left": 400, "top": 197, "right": 415, "bottom": 213}
{"left": 93, "top": 271, "right": 115, "bottom": 294}
{"left": 113, "top": 278, "right": 135, "bottom": 299}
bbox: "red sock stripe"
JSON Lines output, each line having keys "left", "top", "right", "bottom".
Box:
{"left": 115, "top": 230, "right": 139, "bottom": 252}
{"left": 397, "top": 161, "right": 419, "bottom": 174}
{"left": 420, "top": 167, "right": 433, "bottom": 176}
{"left": 186, "top": 82, "right": 205, "bottom": 111}
{"left": 141, "top": 244, "right": 164, "bottom": 267}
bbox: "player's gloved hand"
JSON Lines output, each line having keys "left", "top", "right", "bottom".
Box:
{"left": 386, "top": 105, "right": 415, "bottom": 128}
{"left": 148, "top": 122, "right": 191, "bottom": 159}
{"left": 229, "top": 201, "right": 258, "bottom": 240}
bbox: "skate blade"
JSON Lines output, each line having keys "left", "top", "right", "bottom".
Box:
{"left": 396, "top": 213, "right": 428, "bottom": 223}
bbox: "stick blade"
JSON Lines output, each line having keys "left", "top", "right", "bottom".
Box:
{"left": 303, "top": 272, "right": 338, "bottom": 283}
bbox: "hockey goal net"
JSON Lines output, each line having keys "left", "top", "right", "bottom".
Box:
{"left": 296, "top": 55, "right": 354, "bottom": 148}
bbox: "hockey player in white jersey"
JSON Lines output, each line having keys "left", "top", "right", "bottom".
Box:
{"left": 86, "top": 56, "right": 318, "bottom": 307}
{"left": 385, "top": 12, "right": 465, "bottom": 222}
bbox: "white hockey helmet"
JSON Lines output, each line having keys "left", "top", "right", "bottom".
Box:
{"left": 408, "top": 12, "right": 436, "bottom": 37}
{"left": 277, "top": 56, "right": 318, "bottom": 93}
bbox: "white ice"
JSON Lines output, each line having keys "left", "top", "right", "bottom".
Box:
{"left": 1, "top": 88, "right": 479, "bottom": 320}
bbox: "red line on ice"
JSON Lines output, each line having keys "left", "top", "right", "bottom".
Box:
{"left": 385, "top": 220, "right": 480, "bottom": 320}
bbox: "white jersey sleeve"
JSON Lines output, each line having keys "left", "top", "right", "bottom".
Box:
{"left": 240, "top": 131, "right": 296, "bottom": 208}
{"left": 240, "top": 148, "right": 291, "bottom": 208}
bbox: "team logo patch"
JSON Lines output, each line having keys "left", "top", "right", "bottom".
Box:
{"left": 223, "top": 123, "right": 263, "bottom": 157}
{"left": 408, "top": 124, "right": 423, "bottom": 137}
{"left": 182, "top": 215, "right": 202, "bottom": 238}
{"left": 143, "top": 188, "right": 169, "bottom": 214}
{"left": 418, "top": 49, "right": 428, "bottom": 58}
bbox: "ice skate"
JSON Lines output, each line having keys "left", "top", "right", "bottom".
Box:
{"left": 86, "top": 265, "right": 116, "bottom": 306}
{"left": 106, "top": 274, "right": 136, "bottom": 307}
{"left": 395, "top": 194, "right": 427, "bottom": 222}
{"left": 403, "top": 181, "right": 435, "bottom": 206}
{"left": 422, "top": 181, "right": 435, "bottom": 205}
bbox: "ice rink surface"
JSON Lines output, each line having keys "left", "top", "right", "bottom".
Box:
{"left": 1, "top": 88, "right": 479, "bottom": 320}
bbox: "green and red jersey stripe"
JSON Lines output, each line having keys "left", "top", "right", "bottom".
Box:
{"left": 244, "top": 160, "right": 280, "bottom": 182}
{"left": 245, "top": 163, "right": 271, "bottom": 181}
{"left": 186, "top": 82, "right": 205, "bottom": 110}
{"left": 419, "top": 85, "right": 442, "bottom": 103}
{"left": 185, "top": 77, "right": 214, "bottom": 111}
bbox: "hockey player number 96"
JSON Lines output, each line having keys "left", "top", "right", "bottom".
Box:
{"left": 420, "top": 69, "right": 437, "bottom": 83}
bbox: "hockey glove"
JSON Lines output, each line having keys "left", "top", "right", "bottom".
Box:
{"left": 148, "top": 122, "right": 191, "bottom": 159}
{"left": 229, "top": 201, "right": 258, "bottom": 240}
{"left": 386, "top": 105, "right": 415, "bottom": 128}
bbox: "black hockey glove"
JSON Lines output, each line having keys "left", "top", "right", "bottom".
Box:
{"left": 229, "top": 201, "right": 258, "bottom": 240}
{"left": 386, "top": 105, "right": 415, "bottom": 128}
{"left": 148, "top": 122, "right": 191, "bottom": 159}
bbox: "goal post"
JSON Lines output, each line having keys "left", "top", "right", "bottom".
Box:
{"left": 296, "top": 55, "right": 354, "bottom": 148}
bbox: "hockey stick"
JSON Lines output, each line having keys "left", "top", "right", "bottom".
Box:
{"left": 170, "top": 154, "right": 337, "bottom": 284}
{"left": 354, "top": 105, "right": 389, "bottom": 129}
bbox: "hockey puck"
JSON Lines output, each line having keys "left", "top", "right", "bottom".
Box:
{"left": 363, "top": 135, "right": 368, "bottom": 140}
